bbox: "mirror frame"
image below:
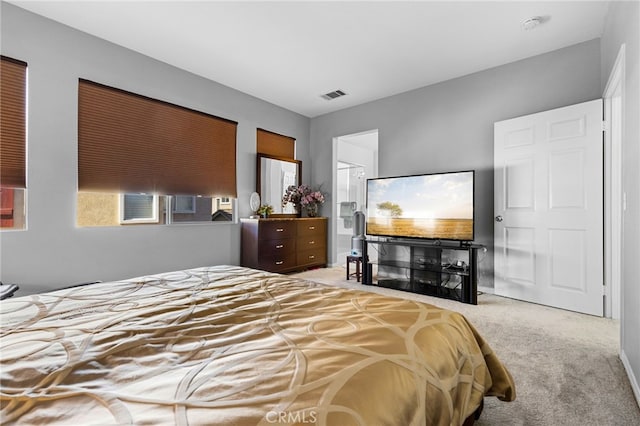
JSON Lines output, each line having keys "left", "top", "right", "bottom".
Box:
{"left": 256, "top": 153, "right": 302, "bottom": 218}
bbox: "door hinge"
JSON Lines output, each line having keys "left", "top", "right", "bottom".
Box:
{"left": 602, "top": 120, "right": 609, "bottom": 132}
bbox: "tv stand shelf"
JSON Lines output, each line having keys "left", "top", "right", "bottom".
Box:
{"left": 362, "top": 239, "right": 483, "bottom": 305}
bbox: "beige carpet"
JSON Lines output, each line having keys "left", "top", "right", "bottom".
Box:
{"left": 291, "top": 266, "right": 640, "bottom": 426}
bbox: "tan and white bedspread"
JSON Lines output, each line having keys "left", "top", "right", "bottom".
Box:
{"left": 0, "top": 265, "right": 514, "bottom": 425}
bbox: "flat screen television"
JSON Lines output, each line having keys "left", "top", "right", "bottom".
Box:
{"left": 366, "top": 170, "right": 474, "bottom": 242}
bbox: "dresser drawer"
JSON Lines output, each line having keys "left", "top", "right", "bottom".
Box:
{"left": 260, "top": 220, "right": 296, "bottom": 239}
{"left": 297, "top": 247, "right": 327, "bottom": 266}
{"left": 258, "top": 237, "right": 295, "bottom": 254}
{"left": 297, "top": 235, "right": 326, "bottom": 251}
{"left": 297, "top": 218, "right": 326, "bottom": 237}
{"left": 259, "top": 252, "right": 297, "bottom": 272}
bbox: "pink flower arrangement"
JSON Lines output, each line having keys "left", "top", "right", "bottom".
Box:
{"left": 302, "top": 190, "right": 325, "bottom": 206}
{"left": 282, "top": 185, "right": 325, "bottom": 208}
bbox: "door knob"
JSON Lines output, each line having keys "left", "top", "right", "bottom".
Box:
{"left": 495, "top": 215, "right": 503, "bottom": 222}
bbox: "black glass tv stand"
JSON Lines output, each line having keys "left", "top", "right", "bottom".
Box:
{"left": 361, "top": 238, "right": 483, "bottom": 305}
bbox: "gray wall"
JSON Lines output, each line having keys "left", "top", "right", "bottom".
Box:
{"left": 601, "top": 0, "right": 640, "bottom": 406}
{"left": 0, "top": 3, "right": 310, "bottom": 294}
{"left": 310, "top": 39, "right": 602, "bottom": 288}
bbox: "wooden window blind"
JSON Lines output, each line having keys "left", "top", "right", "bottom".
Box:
{"left": 257, "top": 128, "right": 295, "bottom": 160}
{"left": 0, "top": 56, "right": 27, "bottom": 189}
{"left": 78, "top": 79, "right": 237, "bottom": 197}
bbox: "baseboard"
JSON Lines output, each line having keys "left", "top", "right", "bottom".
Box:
{"left": 477, "top": 285, "right": 494, "bottom": 295}
{"left": 620, "top": 349, "right": 640, "bottom": 408}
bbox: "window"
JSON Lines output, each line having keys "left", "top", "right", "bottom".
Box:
{"left": 120, "top": 194, "right": 159, "bottom": 224}
{"left": 78, "top": 193, "right": 233, "bottom": 227}
{"left": 173, "top": 196, "right": 196, "bottom": 213}
{"left": 0, "top": 188, "right": 25, "bottom": 229}
{"left": 218, "top": 197, "right": 232, "bottom": 210}
{"left": 171, "top": 196, "right": 234, "bottom": 223}
{"left": 1, "top": 56, "right": 27, "bottom": 230}
{"left": 76, "top": 79, "right": 237, "bottom": 228}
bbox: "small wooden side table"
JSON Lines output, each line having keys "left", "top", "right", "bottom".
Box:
{"left": 346, "top": 255, "right": 362, "bottom": 282}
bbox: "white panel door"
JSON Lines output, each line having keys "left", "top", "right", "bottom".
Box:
{"left": 494, "top": 99, "right": 603, "bottom": 316}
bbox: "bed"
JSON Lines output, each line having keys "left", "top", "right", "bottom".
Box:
{"left": 0, "top": 265, "right": 515, "bottom": 425}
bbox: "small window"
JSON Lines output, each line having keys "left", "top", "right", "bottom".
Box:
{"left": 120, "top": 194, "right": 159, "bottom": 224}
{"left": 1, "top": 57, "right": 28, "bottom": 231}
{"left": 171, "top": 196, "right": 234, "bottom": 223}
{"left": 211, "top": 197, "right": 234, "bottom": 222}
{"left": 218, "top": 197, "right": 232, "bottom": 210}
{"left": 173, "top": 195, "right": 196, "bottom": 213}
{"left": 0, "top": 188, "right": 26, "bottom": 230}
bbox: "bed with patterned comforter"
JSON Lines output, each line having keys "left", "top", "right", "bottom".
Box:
{"left": 0, "top": 265, "right": 514, "bottom": 425}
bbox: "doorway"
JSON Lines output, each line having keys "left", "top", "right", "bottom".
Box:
{"left": 336, "top": 162, "right": 366, "bottom": 261}
{"left": 333, "top": 130, "right": 378, "bottom": 266}
{"left": 603, "top": 44, "right": 625, "bottom": 320}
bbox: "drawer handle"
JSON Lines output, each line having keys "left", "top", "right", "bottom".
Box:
{"left": 276, "top": 228, "right": 284, "bottom": 232}
{"left": 309, "top": 255, "right": 315, "bottom": 259}
{"left": 308, "top": 241, "right": 315, "bottom": 245}
{"left": 308, "top": 226, "right": 315, "bottom": 230}
{"left": 275, "top": 261, "right": 284, "bottom": 265}
{"left": 275, "top": 244, "right": 284, "bottom": 249}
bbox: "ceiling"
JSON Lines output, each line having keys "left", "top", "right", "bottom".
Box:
{"left": 8, "top": 1, "right": 611, "bottom": 118}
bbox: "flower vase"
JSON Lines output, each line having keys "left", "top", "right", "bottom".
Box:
{"left": 305, "top": 203, "right": 319, "bottom": 217}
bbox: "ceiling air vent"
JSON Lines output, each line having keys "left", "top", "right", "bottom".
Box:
{"left": 321, "top": 89, "right": 347, "bottom": 100}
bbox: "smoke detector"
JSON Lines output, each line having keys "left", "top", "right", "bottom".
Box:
{"left": 522, "top": 16, "right": 543, "bottom": 30}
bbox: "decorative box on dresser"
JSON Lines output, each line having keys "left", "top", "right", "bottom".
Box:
{"left": 240, "top": 217, "right": 327, "bottom": 273}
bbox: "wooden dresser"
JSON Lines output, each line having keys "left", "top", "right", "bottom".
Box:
{"left": 240, "top": 217, "right": 327, "bottom": 273}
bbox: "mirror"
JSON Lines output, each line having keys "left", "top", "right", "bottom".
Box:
{"left": 257, "top": 154, "right": 302, "bottom": 216}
